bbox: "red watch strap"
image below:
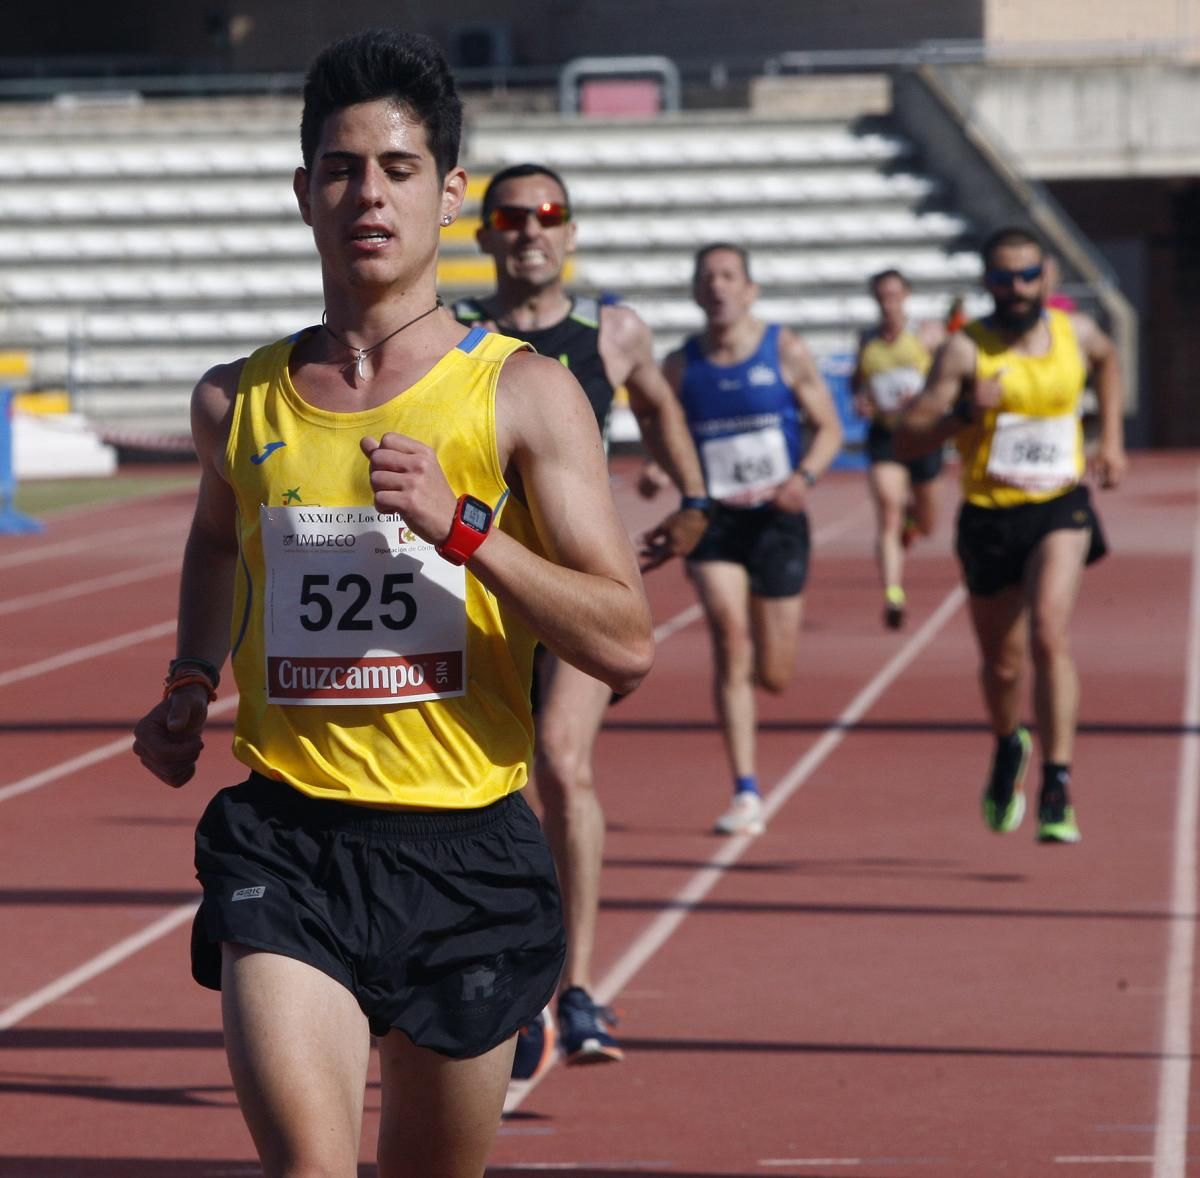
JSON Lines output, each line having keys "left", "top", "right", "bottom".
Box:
{"left": 435, "top": 494, "right": 492, "bottom": 566}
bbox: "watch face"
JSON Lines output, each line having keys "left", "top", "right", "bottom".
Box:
{"left": 461, "top": 498, "right": 491, "bottom": 533}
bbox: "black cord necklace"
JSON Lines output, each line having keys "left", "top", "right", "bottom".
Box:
{"left": 322, "top": 297, "right": 443, "bottom": 379}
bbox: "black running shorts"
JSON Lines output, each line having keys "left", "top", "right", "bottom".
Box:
{"left": 865, "top": 422, "right": 944, "bottom": 484}
{"left": 687, "top": 504, "right": 810, "bottom": 598}
{"left": 955, "top": 483, "right": 1108, "bottom": 598}
{"left": 191, "top": 773, "right": 565, "bottom": 1058}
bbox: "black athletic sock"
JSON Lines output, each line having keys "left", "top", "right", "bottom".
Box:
{"left": 1040, "top": 763, "right": 1071, "bottom": 816}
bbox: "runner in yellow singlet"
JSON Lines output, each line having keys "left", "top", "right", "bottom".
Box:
{"left": 895, "top": 226, "right": 1126, "bottom": 845}
{"left": 852, "top": 268, "right": 946, "bottom": 629}
{"left": 131, "top": 29, "right": 653, "bottom": 1178}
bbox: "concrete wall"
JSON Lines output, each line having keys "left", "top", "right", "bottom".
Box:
{"left": 947, "top": 62, "right": 1200, "bottom": 179}
{"left": 890, "top": 67, "right": 1140, "bottom": 420}
{"left": 4, "top": 0, "right": 982, "bottom": 73}
{"left": 6, "top": 0, "right": 1198, "bottom": 77}
{"left": 983, "top": 0, "right": 1200, "bottom": 47}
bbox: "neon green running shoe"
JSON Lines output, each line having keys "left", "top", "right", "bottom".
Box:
{"left": 981, "top": 726, "right": 1032, "bottom": 833}
{"left": 1037, "top": 804, "right": 1082, "bottom": 844}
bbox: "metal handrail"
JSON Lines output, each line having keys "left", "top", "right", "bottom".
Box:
{"left": 558, "top": 56, "right": 681, "bottom": 116}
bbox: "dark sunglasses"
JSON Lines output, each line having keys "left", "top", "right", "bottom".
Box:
{"left": 985, "top": 264, "right": 1044, "bottom": 287}
{"left": 485, "top": 202, "right": 571, "bottom": 231}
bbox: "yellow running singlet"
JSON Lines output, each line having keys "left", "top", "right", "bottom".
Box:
{"left": 224, "top": 326, "right": 544, "bottom": 809}
{"left": 958, "top": 309, "right": 1088, "bottom": 509}
{"left": 858, "top": 325, "right": 931, "bottom": 415}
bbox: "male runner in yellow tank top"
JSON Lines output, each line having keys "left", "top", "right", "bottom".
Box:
{"left": 896, "top": 226, "right": 1126, "bottom": 844}
{"left": 131, "top": 29, "right": 653, "bottom": 1178}
{"left": 853, "top": 268, "right": 946, "bottom": 629}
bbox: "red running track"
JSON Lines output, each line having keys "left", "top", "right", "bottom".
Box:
{"left": 0, "top": 453, "right": 1197, "bottom": 1177}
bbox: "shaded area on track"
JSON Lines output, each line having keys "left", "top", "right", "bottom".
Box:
{"left": 593, "top": 895, "right": 1199, "bottom": 923}
{"left": 1, "top": 1027, "right": 222, "bottom": 1050}
{"left": 603, "top": 718, "right": 1200, "bottom": 737}
{"left": 0, "top": 888, "right": 199, "bottom": 906}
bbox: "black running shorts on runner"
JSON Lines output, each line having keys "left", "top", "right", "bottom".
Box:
{"left": 865, "top": 422, "right": 944, "bottom": 484}
{"left": 955, "top": 483, "right": 1108, "bottom": 598}
{"left": 191, "top": 773, "right": 565, "bottom": 1058}
{"left": 687, "top": 504, "right": 810, "bottom": 598}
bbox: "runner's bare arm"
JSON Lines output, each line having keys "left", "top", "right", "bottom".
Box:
{"left": 771, "top": 329, "right": 842, "bottom": 512}
{"left": 133, "top": 363, "right": 242, "bottom": 787}
{"left": 634, "top": 349, "right": 691, "bottom": 504}
{"left": 363, "top": 351, "right": 653, "bottom": 694}
{"left": 601, "top": 308, "right": 708, "bottom": 566}
{"left": 893, "top": 331, "right": 976, "bottom": 460}
{"left": 1071, "top": 312, "right": 1128, "bottom": 489}
{"left": 602, "top": 306, "right": 706, "bottom": 499}
{"left": 850, "top": 339, "right": 876, "bottom": 420}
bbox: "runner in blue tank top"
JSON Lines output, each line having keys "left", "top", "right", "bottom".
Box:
{"left": 645, "top": 243, "right": 843, "bottom": 836}
{"left": 680, "top": 323, "right": 805, "bottom": 502}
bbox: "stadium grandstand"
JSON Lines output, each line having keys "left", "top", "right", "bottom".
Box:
{"left": 0, "top": 0, "right": 1194, "bottom": 472}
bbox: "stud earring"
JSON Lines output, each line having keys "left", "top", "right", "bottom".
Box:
{"left": 441, "top": 215, "right": 452, "bottom": 226}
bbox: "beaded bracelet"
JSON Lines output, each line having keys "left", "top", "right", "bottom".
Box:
{"left": 168, "top": 656, "right": 221, "bottom": 690}
{"left": 163, "top": 672, "right": 218, "bottom": 703}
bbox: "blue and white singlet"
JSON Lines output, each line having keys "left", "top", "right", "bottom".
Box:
{"left": 680, "top": 324, "right": 804, "bottom": 505}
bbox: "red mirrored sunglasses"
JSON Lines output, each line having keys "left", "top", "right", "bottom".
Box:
{"left": 485, "top": 202, "right": 571, "bottom": 231}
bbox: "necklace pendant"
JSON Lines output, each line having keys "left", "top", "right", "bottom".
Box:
{"left": 354, "top": 350, "right": 367, "bottom": 380}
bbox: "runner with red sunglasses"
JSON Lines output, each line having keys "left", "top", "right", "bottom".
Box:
{"left": 455, "top": 163, "right": 708, "bottom": 1076}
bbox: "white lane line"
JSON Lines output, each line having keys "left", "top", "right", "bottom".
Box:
{"left": 506, "top": 582, "right": 966, "bottom": 1114}
{"left": 0, "top": 901, "right": 199, "bottom": 1030}
{"left": 0, "top": 619, "right": 176, "bottom": 689}
{"left": 811, "top": 497, "right": 873, "bottom": 545}
{"left": 0, "top": 559, "right": 179, "bottom": 617}
{"left": 1152, "top": 468, "right": 1200, "bottom": 1178}
{"left": 0, "top": 694, "right": 239, "bottom": 805}
{"left": 0, "top": 519, "right": 184, "bottom": 571}
{"left": 1058, "top": 1158, "right": 1154, "bottom": 1165}
{"left": 761, "top": 1161, "right": 864, "bottom": 1168}
{"left": 653, "top": 604, "right": 701, "bottom": 643}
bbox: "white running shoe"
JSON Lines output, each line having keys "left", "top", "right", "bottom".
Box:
{"left": 713, "top": 791, "right": 766, "bottom": 835}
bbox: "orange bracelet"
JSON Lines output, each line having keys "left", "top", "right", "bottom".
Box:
{"left": 163, "top": 671, "right": 218, "bottom": 702}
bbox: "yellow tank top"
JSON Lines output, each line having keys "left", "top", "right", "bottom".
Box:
{"left": 958, "top": 309, "right": 1087, "bottom": 508}
{"left": 225, "top": 325, "right": 544, "bottom": 809}
{"left": 858, "top": 325, "right": 931, "bottom": 414}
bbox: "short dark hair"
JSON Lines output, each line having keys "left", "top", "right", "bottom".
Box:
{"left": 480, "top": 163, "right": 571, "bottom": 219}
{"left": 300, "top": 29, "right": 462, "bottom": 177}
{"left": 869, "top": 268, "right": 910, "bottom": 293}
{"left": 693, "top": 242, "right": 752, "bottom": 281}
{"left": 980, "top": 226, "right": 1044, "bottom": 268}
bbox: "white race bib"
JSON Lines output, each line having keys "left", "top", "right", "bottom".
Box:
{"left": 260, "top": 506, "right": 467, "bottom": 706}
{"left": 702, "top": 427, "right": 791, "bottom": 502}
{"left": 985, "top": 412, "right": 1079, "bottom": 492}
{"left": 868, "top": 366, "right": 924, "bottom": 413}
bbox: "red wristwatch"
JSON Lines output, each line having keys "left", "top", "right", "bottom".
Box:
{"left": 436, "top": 494, "right": 494, "bottom": 566}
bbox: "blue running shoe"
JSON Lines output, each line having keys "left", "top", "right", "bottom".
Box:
{"left": 557, "top": 986, "right": 623, "bottom": 1064}
{"left": 510, "top": 1006, "right": 556, "bottom": 1081}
